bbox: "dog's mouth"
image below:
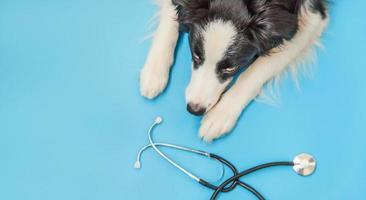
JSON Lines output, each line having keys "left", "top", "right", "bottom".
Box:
{"left": 206, "top": 92, "right": 225, "bottom": 112}
{"left": 187, "top": 90, "right": 226, "bottom": 116}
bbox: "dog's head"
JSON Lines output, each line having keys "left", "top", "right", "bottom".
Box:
{"left": 174, "top": 0, "right": 298, "bottom": 115}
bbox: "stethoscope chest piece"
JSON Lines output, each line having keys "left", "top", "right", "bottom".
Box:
{"left": 293, "top": 153, "right": 316, "bottom": 176}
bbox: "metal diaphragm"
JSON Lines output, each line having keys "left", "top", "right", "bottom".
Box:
{"left": 293, "top": 153, "right": 316, "bottom": 176}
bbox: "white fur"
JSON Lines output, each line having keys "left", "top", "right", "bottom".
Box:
{"left": 186, "top": 20, "right": 237, "bottom": 110}
{"left": 140, "top": 0, "right": 179, "bottom": 99}
{"left": 199, "top": 9, "right": 329, "bottom": 142}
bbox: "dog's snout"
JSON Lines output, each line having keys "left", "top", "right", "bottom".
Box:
{"left": 187, "top": 103, "right": 206, "bottom": 116}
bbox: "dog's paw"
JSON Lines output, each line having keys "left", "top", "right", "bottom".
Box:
{"left": 199, "top": 100, "right": 242, "bottom": 142}
{"left": 140, "top": 64, "right": 169, "bottom": 99}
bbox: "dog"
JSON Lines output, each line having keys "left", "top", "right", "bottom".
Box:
{"left": 140, "top": 0, "right": 328, "bottom": 142}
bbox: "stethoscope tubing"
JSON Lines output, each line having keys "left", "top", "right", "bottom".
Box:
{"left": 136, "top": 142, "right": 265, "bottom": 199}
{"left": 136, "top": 143, "right": 209, "bottom": 164}
{"left": 209, "top": 161, "right": 294, "bottom": 200}
{"left": 140, "top": 118, "right": 269, "bottom": 199}
{"left": 135, "top": 142, "right": 226, "bottom": 182}
{"left": 200, "top": 153, "right": 265, "bottom": 199}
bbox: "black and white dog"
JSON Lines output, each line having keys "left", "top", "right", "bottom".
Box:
{"left": 140, "top": 0, "right": 328, "bottom": 141}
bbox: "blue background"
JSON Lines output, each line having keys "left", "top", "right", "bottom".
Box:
{"left": 1, "top": 0, "right": 365, "bottom": 199}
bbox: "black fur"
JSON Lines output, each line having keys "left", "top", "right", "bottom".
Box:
{"left": 173, "top": 0, "right": 328, "bottom": 81}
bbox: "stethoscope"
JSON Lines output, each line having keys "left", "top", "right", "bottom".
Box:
{"left": 135, "top": 117, "right": 316, "bottom": 200}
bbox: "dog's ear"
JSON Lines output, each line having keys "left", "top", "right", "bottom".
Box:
{"left": 245, "top": 1, "right": 298, "bottom": 53}
{"left": 173, "top": 0, "right": 210, "bottom": 26}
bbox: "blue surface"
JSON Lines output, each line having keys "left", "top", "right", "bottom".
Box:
{"left": 1, "top": 1, "right": 365, "bottom": 199}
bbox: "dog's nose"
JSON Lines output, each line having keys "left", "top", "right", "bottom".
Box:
{"left": 187, "top": 103, "right": 206, "bottom": 116}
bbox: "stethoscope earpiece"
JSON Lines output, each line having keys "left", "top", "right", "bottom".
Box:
{"left": 134, "top": 161, "right": 141, "bottom": 169}
{"left": 154, "top": 116, "right": 163, "bottom": 124}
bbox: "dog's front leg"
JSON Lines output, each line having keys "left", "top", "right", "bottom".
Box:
{"left": 199, "top": 58, "right": 282, "bottom": 142}
{"left": 140, "top": 0, "right": 179, "bottom": 99}
{"left": 200, "top": 48, "right": 302, "bottom": 141}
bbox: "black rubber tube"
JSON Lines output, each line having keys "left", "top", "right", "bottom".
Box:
{"left": 198, "top": 154, "right": 265, "bottom": 199}
{"left": 210, "top": 162, "right": 294, "bottom": 200}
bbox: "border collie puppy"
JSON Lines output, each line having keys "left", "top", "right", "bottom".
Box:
{"left": 140, "top": 0, "right": 329, "bottom": 141}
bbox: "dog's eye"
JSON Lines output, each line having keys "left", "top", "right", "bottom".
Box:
{"left": 192, "top": 53, "right": 202, "bottom": 64}
{"left": 221, "top": 66, "right": 238, "bottom": 74}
